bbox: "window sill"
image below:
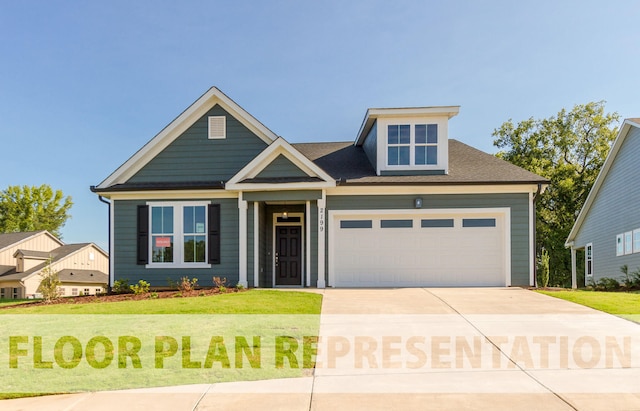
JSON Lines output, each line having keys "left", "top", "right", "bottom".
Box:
{"left": 145, "top": 263, "right": 212, "bottom": 269}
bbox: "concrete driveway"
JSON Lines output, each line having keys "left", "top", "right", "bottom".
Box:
{"left": 3, "top": 288, "right": 640, "bottom": 410}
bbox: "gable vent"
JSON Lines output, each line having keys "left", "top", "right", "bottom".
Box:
{"left": 208, "top": 116, "right": 226, "bottom": 139}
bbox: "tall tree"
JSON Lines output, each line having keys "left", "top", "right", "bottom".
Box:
{"left": 0, "top": 184, "right": 73, "bottom": 238}
{"left": 493, "top": 102, "right": 619, "bottom": 287}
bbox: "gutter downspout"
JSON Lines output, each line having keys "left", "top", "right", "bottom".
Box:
{"left": 532, "top": 183, "right": 543, "bottom": 287}
{"left": 97, "top": 194, "right": 112, "bottom": 293}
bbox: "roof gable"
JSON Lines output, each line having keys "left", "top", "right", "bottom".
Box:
{"left": 97, "top": 87, "right": 279, "bottom": 189}
{"left": 0, "top": 231, "right": 62, "bottom": 253}
{"left": 566, "top": 119, "right": 640, "bottom": 245}
{"left": 226, "top": 138, "right": 336, "bottom": 190}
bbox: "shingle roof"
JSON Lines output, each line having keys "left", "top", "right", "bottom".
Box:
{"left": 0, "top": 231, "right": 47, "bottom": 251}
{"left": 292, "top": 139, "right": 548, "bottom": 185}
{"left": 57, "top": 269, "right": 108, "bottom": 284}
{"left": 0, "top": 265, "right": 15, "bottom": 276}
{"left": 0, "top": 243, "right": 91, "bottom": 281}
{"left": 14, "top": 250, "right": 51, "bottom": 259}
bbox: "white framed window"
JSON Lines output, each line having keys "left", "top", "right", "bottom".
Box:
{"left": 95, "top": 288, "right": 102, "bottom": 294}
{"left": 414, "top": 124, "right": 438, "bottom": 165}
{"left": 616, "top": 234, "right": 624, "bottom": 256}
{"left": 58, "top": 287, "right": 65, "bottom": 296}
{"left": 84, "top": 288, "right": 91, "bottom": 295}
{"left": 585, "top": 243, "right": 593, "bottom": 277}
{"left": 387, "top": 124, "right": 438, "bottom": 166}
{"left": 72, "top": 288, "right": 78, "bottom": 296}
{"left": 208, "top": 116, "right": 226, "bottom": 139}
{"left": 625, "top": 231, "right": 633, "bottom": 255}
{"left": 147, "top": 201, "right": 211, "bottom": 268}
{"left": 634, "top": 229, "right": 640, "bottom": 253}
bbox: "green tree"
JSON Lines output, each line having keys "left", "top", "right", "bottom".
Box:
{"left": 493, "top": 102, "right": 619, "bottom": 287}
{"left": 0, "top": 184, "right": 73, "bottom": 238}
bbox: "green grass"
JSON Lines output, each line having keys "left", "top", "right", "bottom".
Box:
{"left": 2, "top": 290, "right": 322, "bottom": 314}
{"left": 0, "top": 299, "right": 33, "bottom": 308}
{"left": 537, "top": 289, "right": 640, "bottom": 318}
{"left": 0, "top": 290, "right": 323, "bottom": 398}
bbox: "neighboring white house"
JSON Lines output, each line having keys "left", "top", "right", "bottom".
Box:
{"left": 0, "top": 231, "right": 108, "bottom": 298}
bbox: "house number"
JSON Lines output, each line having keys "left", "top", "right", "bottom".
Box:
{"left": 319, "top": 208, "right": 324, "bottom": 232}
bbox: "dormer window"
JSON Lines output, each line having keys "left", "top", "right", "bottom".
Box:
{"left": 386, "top": 124, "right": 438, "bottom": 166}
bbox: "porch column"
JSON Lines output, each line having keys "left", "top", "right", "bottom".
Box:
{"left": 238, "top": 194, "right": 248, "bottom": 288}
{"left": 571, "top": 246, "right": 577, "bottom": 289}
{"left": 306, "top": 200, "right": 311, "bottom": 287}
{"left": 317, "top": 194, "right": 326, "bottom": 288}
{"left": 253, "top": 202, "right": 260, "bottom": 288}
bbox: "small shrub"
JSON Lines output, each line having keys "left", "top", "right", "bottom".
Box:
{"left": 595, "top": 277, "right": 620, "bottom": 291}
{"left": 538, "top": 249, "right": 550, "bottom": 288}
{"left": 620, "top": 265, "right": 634, "bottom": 290}
{"left": 179, "top": 276, "right": 198, "bottom": 293}
{"left": 130, "top": 280, "right": 150, "bottom": 295}
{"left": 236, "top": 283, "right": 245, "bottom": 291}
{"left": 149, "top": 292, "right": 159, "bottom": 299}
{"left": 173, "top": 292, "right": 182, "bottom": 298}
{"left": 632, "top": 267, "right": 640, "bottom": 289}
{"left": 37, "top": 257, "right": 61, "bottom": 303}
{"left": 113, "top": 279, "right": 131, "bottom": 294}
{"left": 213, "top": 276, "right": 228, "bottom": 292}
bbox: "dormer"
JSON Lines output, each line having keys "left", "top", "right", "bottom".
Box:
{"left": 14, "top": 250, "right": 50, "bottom": 273}
{"left": 355, "top": 106, "right": 460, "bottom": 175}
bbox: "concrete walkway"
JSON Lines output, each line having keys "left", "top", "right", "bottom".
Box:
{"left": 3, "top": 288, "right": 640, "bottom": 410}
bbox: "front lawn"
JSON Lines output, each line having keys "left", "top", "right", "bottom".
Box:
{"left": 2, "top": 289, "right": 322, "bottom": 314}
{"left": 0, "top": 290, "right": 323, "bottom": 398}
{"left": 0, "top": 299, "right": 33, "bottom": 308}
{"left": 537, "top": 289, "right": 640, "bottom": 320}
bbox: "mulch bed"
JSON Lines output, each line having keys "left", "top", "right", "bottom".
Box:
{"left": 1, "top": 287, "right": 244, "bottom": 309}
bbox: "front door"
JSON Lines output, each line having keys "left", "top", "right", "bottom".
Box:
{"left": 275, "top": 226, "right": 302, "bottom": 286}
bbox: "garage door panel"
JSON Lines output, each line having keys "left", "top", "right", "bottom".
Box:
{"left": 331, "top": 211, "right": 507, "bottom": 287}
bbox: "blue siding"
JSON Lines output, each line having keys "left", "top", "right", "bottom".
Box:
{"left": 128, "top": 105, "right": 268, "bottom": 183}
{"left": 255, "top": 155, "right": 309, "bottom": 179}
{"left": 326, "top": 193, "right": 531, "bottom": 286}
{"left": 113, "top": 198, "right": 239, "bottom": 287}
{"left": 574, "top": 126, "right": 640, "bottom": 281}
{"left": 362, "top": 121, "right": 377, "bottom": 170}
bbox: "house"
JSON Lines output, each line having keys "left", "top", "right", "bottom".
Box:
{"left": 0, "top": 231, "right": 108, "bottom": 298}
{"left": 91, "top": 87, "right": 548, "bottom": 289}
{"left": 566, "top": 118, "right": 640, "bottom": 288}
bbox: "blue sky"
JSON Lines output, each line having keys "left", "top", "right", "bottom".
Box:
{"left": 1, "top": 0, "right": 638, "bottom": 250}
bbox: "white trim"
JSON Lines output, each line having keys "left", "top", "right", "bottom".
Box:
{"left": 317, "top": 191, "right": 326, "bottom": 288}
{"left": 571, "top": 247, "right": 577, "bottom": 289}
{"left": 633, "top": 229, "right": 640, "bottom": 254}
{"left": 226, "top": 137, "right": 336, "bottom": 190}
{"left": 567, "top": 119, "right": 640, "bottom": 245}
{"left": 326, "top": 184, "right": 542, "bottom": 196}
{"left": 145, "top": 200, "right": 212, "bottom": 269}
{"left": 616, "top": 233, "right": 624, "bottom": 256}
{"left": 102, "top": 191, "right": 238, "bottom": 200}
{"left": 585, "top": 243, "right": 593, "bottom": 278}
{"left": 238, "top": 195, "right": 248, "bottom": 288}
{"left": 271, "top": 212, "right": 304, "bottom": 287}
{"left": 97, "top": 87, "right": 279, "bottom": 189}
{"left": 625, "top": 231, "right": 633, "bottom": 255}
{"left": 305, "top": 200, "right": 311, "bottom": 288}
{"left": 327, "top": 207, "right": 511, "bottom": 287}
{"left": 356, "top": 106, "right": 460, "bottom": 146}
{"left": 253, "top": 202, "right": 260, "bottom": 288}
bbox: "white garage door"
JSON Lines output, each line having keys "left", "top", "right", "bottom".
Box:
{"left": 329, "top": 210, "right": 509, "bottom": 287}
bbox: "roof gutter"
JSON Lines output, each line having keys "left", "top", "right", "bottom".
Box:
{"left": 97, "top": 195, "right": 112, "bottom": 292}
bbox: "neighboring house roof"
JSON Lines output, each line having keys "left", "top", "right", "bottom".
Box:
{"left": 13, "top": 249, "right": 51, "bottom": 259}
{"left": 566, "top": 118, "right": 640, "bottom": 246}
{"left": 96, "top": 86, "right": 280, "bottom": 190}
{"left": 0, "top": 243, "right": 93, "bottom": 282}
{"left": 57, "top": 269, "right": 108, "bottom": 284}
{"left": 293, "top": 139, "right": 549, "bottom": 185}
{"left": 0, "top": 265, "right": 15, "bottom": 276}
{"left": 0, "top": 231, "right": 63, "bottom": 253}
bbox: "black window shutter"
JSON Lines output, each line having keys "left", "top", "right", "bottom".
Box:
{"left": 208, "top": 204, "right": 221, "bottom": 264}
{"left": 137, "top": 205, "right": 149, "bottom": 265}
